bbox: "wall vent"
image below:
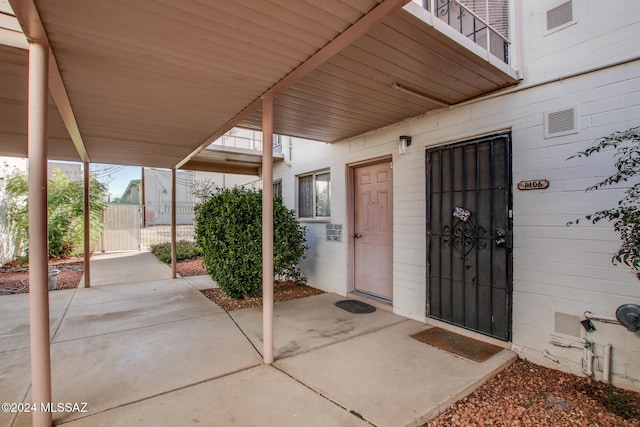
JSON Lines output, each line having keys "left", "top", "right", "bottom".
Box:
{"left": 545, "top": 106, "right": 578, "bottom": 138}
{"left": 546, "top": 1, "right": 574, "bottom": 32}
{"left": 554, "top": 312, "right": 581, "bottom": 338}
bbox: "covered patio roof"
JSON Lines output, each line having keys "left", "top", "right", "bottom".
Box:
{"left": 0, "top": 3, "right": 521, "bottom": 425}
{"left": 1, "top": 0, "right": 518, "bottom": 173}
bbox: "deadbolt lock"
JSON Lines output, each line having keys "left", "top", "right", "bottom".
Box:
{"left": 495, "top": 229, "right": 508, "bottom": 247}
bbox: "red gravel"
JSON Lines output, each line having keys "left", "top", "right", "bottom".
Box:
{"left": 175, "top": 257, "right": 326, "bottom": 311}
{"left": 201, "top": 281, "right": 325, "bottom": 312}
{"left": 0, "top": 258, "right": 84, "bottom": 294}
{"left": 175, "top": 257, "right": 207, "bottom": 277}
{"left": 425, "top": 358, "right": 640, "bottom": 427}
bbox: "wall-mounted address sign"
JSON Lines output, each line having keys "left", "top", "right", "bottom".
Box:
{"left": 517, "top": 179, "right": 549, "bottom": 190}
{"left": 326, "top": 224, "right": 343, "bottom": 242}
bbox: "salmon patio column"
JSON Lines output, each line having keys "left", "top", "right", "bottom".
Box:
{"left": 262, "top": 94, "right": 275, "bottom": 364}
{"left": 28, "top": 41, "right": 53, "bottom": 427}
{"left": 83, "top": 161, "right": 91, "bottom": 288}
{"left": 171, "top": 168, "right": 177, "bottom": 279}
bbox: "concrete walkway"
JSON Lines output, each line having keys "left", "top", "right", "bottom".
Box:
{"left": 0, "top": 251, "right": 516, "bottom": 427}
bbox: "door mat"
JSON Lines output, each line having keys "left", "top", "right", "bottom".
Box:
{"left": 410, "top": 327, "right": 502, "bottom": 362}
{"left": 335, "top": 300, "right": 376, "bottom": 314}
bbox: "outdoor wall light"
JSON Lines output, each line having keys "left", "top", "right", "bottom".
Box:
{"left": 398, "top": 135, "right": 412, "bottom": 155}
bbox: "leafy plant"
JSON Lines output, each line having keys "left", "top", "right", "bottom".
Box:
{"left": 567, "top": 126, "right": 640, "bottom": 278}
{"left": 4, "top": 168, "right": 108, "bottom": 260}
{"left": 150, "top": 240, "right": 202, "bottom": 264}
{"left": 192, "top": 178, "right": 218, "bottom": 203}
{"left": 600, "top": 385, "right": 639, "bottom": 420}
{"left": 195, "top": 186, "right": 307, "bottom": 299}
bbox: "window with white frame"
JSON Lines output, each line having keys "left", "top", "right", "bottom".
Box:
{"left": 298, "top": 171, "right": 330, "bottom": 218}
{"left": 272, "top": 179, "right": 282, "bottom": 201}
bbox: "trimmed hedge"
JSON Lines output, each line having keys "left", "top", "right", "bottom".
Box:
{"left": 195, "top": 187, "right": 307, "bottom": 299}
{"left": 149, "top": 240, "right": 202, "bottom": 264}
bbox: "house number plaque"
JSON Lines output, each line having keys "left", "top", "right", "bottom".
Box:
{"left": 517, "top": 179, "right": 549, "bottom": 190}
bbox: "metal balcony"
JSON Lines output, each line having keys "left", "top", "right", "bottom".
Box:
{"left": 420, "top": 0, "right": 511, "bottom": 64}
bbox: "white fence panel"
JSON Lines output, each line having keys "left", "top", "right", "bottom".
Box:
{"left": 99, "top": 204, "right": 141, "bottom": 251}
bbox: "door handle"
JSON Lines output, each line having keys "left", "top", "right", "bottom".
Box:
{"left": 354, "top": 233, "right": 362, "bottom": 238}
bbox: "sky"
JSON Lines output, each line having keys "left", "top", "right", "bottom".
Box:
{"left": 4, "top": 159, "right": 142, "bottom": 197}
{"left": 92, "top": 164, "right": 141, "bottom": 197}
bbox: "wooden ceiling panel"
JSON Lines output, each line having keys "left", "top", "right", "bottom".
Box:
{"left": 237, "top": 7, "right": 519, "bottom": 144}
{"left": 26, "top": 0, "right": 378, "bottom": 168}
{"left": 0, "top": 44, "right": 80, "bottom": 161}
{"left": 383, "top": 10, "right": 516, "bottom": 87}
{"left": 2, "top": 0, "right": 518, "bottom": 172}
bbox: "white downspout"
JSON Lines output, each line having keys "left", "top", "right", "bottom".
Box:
{"left": 603, "top": 344, "right": 612, "bottom": 384}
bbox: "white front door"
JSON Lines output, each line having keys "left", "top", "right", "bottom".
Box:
{"left": 353, "top": 160, "right": 393, "bottom": 301}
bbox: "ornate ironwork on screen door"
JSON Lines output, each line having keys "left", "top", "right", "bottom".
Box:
{"left": 443, "top": 206, "right": 488, "bottom": 258}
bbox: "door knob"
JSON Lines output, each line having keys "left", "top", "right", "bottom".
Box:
{"left": 354, "top": 233, "right": 362, "bottom": 238}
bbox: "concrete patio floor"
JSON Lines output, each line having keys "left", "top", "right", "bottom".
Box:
{"left": 0, "top": 251, "right": 516, "bottom": 427}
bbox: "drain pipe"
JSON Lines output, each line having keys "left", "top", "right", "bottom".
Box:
{"left": 584, "top": 311, "right": 619, "bottom": 325}
{"left": 583, "top": 341, "right": 594, "bottom": 377}
{"left": 550, "top": 338, "right": 583, "bottom": 349}
{"left": 543, "top": 350, "right": 560, "bottom": 363}
{"left": 550, "top": 338, "right": 594, "bottom": 377}
{"left": 603, "top": 344, "right": 612, "bottom": 384}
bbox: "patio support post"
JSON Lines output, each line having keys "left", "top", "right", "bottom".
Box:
{"left": 28, "top": 41, "right": 53, "bottom": 427}
{"left": 141, "top": 167, "right": 146, "bottom": 227}
{"left": 262, "top": 94, "right": 275, "bottom": 364}
{"left": 171, "top": 168, "right": 177, "bottom": 279}
{"left": 83, "top": 161, "right": 91, "bottom": 288}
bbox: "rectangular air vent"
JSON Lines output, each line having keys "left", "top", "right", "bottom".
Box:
{"left": 546, "top": 1, "right": 573, "bottom": 32}
{"left": 554, "top": 312, "right": 581, "bottom": 338}
{"left": 544, "top": 106, "right": 578, "bottom": 138}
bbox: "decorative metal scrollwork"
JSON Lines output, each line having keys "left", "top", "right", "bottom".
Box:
{"left": 442, "top": 219, "right": 488, "bottom": 258}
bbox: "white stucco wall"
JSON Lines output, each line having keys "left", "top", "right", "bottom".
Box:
{"left": 143, "top": 168, "right": 194, "bottom": 225}
{"left": 192, "top": 171, "right": 261, "bottom": 196}
{"left": 521, "top": 0, "right": 640, "bottom": 85}
{"left": 273, "top": 0, "right": 640, "bottom": 389}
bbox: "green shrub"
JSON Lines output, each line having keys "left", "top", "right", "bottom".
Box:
{"left": 4, "top": 168, "right": 107, "bottom": 260}
{"left": 195, "top": 187, "right": 307, "bottom": 299}
{"left": 150, "top": 240, "right": 202, "bottom": 264}
{"left": 567, "top": 127, "right": 640, "bottom": 278}
{"left": 600, "top": 385, "right": 639, "bottom": 419}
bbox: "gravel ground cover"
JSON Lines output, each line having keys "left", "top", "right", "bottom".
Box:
{"left": 174, "top": 257, "right": 206, "bottom": 277}
{"left": 175, "top": 257, "right": 326, "bottom": 311}
{"left": 426, "top": 358, "right": 640, "bottom": 427}
{"left": 0, "top": 258, "right": 84, "bottom": 294}
{"left": 176, "top": 258, "right": 324, "bottom": 311}
{"left": 201, "top": 282, "right": 325, "bottom": 312}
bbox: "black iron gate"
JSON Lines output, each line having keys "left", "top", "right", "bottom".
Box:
{"left": 426, "top": 133, "right": 512, "bottom": 341}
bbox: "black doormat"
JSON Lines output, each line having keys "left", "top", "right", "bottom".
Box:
{"left": 411, "top": 327, "right": 503, "bottom": 362}
{"left": 335, "top": 299, "right": 376, "bottom": 314}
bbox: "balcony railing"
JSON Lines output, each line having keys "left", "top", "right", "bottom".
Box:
{"left": 420, "top": 0, "right": 511, "bottom": 64}
{"left": 210, "top": 130, "right": 283, "bottom": 153}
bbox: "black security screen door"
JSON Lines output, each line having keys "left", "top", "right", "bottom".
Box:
{"left": 426, "top": 134, "right": 512, "bottom": 341}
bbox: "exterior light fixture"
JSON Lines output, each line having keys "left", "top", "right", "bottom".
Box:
{"left": 399, "top": 135, "right": 412, "bottom": 154}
